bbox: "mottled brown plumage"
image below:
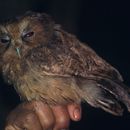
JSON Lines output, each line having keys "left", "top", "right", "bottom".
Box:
{"left": 0, "top": 12, "right": 130, "bottom": 116}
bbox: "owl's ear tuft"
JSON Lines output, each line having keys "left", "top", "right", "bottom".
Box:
{"left": 24, "top": 11, "right": 55, "bottom": 25}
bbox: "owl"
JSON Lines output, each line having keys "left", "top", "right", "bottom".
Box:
{"left": 0, "top": 12, "right": 130, "bottom": 116}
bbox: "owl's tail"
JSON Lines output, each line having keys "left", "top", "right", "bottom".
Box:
{"left": 79, "top": 77, "right": 130, "bottom": 116}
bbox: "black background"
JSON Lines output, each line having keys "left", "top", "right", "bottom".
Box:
{"left": 0, "top": 0, "right": 130, "bottom": 130}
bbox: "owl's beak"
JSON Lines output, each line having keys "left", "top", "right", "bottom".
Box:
{"left": 16, "top": 47, "right": 21, "bottom": 58}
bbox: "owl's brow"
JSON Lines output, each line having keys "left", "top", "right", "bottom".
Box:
{"left": 18, "top": 20, "right": 30, "bottom": 34}
{"left": 0, "top": 25, "right": 8, "bottom": 34}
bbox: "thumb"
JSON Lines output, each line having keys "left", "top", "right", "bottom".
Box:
{"left": 67, "top": 103, "right": 82, "bottom": 121}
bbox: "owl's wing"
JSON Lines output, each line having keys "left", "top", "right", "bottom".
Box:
{"left": 27, "top": 28, "right": 130, "bottom": 115}
{"left": 37, "top": 28, "right": 123, "bottom": 82}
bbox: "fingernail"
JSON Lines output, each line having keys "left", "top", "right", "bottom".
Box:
{"left": 74, "top": 108, "right": 80, "bottom": 119}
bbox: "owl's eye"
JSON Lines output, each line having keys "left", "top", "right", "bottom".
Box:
{"left": 0, "top": 35, "right": 11, "bottom": 44}
{"left": 22, "top": 31, "right": 34, "bottom": 40}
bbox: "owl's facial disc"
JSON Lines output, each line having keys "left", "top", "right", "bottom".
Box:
{"left": 0, "top": 20, "right": 35, "bottom": 58}
{"left": 0, "top": 13, "right": 53, "bottom": 59}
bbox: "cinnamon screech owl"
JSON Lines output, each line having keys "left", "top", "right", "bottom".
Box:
{"left": 0, "top": 12, "right": 130, "bottom": 116}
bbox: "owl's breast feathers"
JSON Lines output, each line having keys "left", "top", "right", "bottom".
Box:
{"left": 3, "top": 28, "right": 130, "bottom": 115}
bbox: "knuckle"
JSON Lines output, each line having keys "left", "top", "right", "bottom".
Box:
{"left": 32, "top": 101, "right": 42, "bottom": 111}
{"left": 23, "top": 112, "right": 37, "bottom": 125}
{"left": 5, "top": 125, "right": 14, "bottom": 130}
{"left": 42, "top": 118, "right": 55, "bottom": 129}
{"left": 56, "top": 116, "right": 70, "bottom": 129}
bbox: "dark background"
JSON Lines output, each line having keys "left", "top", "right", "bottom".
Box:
{"left": 0, "top": 0, "right": 130, "bottom": 130}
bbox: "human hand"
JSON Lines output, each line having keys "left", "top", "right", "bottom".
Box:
{"left": 5, "top": 101, "right": 81, "bottom": 130}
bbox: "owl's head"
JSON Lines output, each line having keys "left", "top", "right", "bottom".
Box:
{"left": 0, "top": 12, "right": 54, "bottom": 63}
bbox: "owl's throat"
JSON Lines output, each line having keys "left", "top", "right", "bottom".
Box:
{"left": 2, "top": 59, "right": 23, "bottom": 86}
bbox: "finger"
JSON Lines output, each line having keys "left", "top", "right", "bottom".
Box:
{"left": 33, "top": 101, "right": 55, "bottom": 130}
{"left": 5, "top": 125, "right": 16, "bottom": 130}
{"left": 5, "top": 108, "right": 42, "bottom": 130}
{"left": 51, "top": 105, "right": 70, "bottom": 130}
{"left": 67, "top": 103, "right": 82, "bottom": 121}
